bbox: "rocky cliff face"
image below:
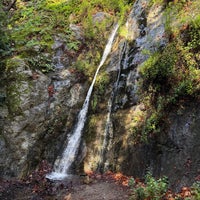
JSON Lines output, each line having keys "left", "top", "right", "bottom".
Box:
{"left": 0, "top": 0, "right": 199, "bottom": 191}
{"left": 0, "top": 50, "right": 87, "bottom": 177}
{"left": 0, "top": 7, "right": 113, "bottom": 178}
{"left": 106, "top": 102, "right": 200, "bottom": 191}
{"left": 84, "top": 0, "right": 167, "bottom": 173}
{"left": 84, "top": 0, "right": 200, "bottom": 191}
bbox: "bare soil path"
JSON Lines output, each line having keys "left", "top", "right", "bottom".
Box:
{"left": 0, "top": 173, "right": 131, "bottom": 200}
{"left": 68, "top": 179, "right": 131, "bottom": 200}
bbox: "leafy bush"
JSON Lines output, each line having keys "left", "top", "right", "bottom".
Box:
{"left": 0, "top": 3, "right": 10, "bottom": 59}
{"left": 26, "top": 55, "right": 54, "bottom": 73}
{"left": 130, "top": 172, "right": 168, "bottom": 200}
{"left": 0, "top": 30, "right": 9, "bottom": 57}
{"left": 140, "top": 43, "right": 177, "bottom": 95}
{"left": 137, "top": 11, "right": 200, "bottom": 141}
{"left": 141, "top": 112, "right": 161, "bottom": 141}
{"left": 190, "top": 181, "right": 200, "bottom": 200}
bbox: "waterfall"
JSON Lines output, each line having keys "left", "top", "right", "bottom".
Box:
{"left": 46, "top": 24, "right": 119, "bottom": 180}
{"left": 97, "top": 41, "right": 128, "bottom": 172}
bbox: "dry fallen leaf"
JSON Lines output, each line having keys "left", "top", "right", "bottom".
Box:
{"left": 64, "top": 193, "right": 71, "bottom": 200}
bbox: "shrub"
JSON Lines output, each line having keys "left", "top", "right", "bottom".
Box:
{"left": 190, "top": 181, "right": 200, "bottom": 200}
{"left": 130, "top": 172, "right": 168, "bottom": 200}
{"left": 0, "top": 3, "right": 10, "bottom": 58}
{"left": 26, "top": 54, "right": 54, "bottom": 73}
{"left": 137, "top": 19, "right": 200, "bottom": 141}
{"left": 140, "top": 43, "right": 177, "bottom": 95}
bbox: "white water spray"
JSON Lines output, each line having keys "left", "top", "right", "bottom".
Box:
{"left": 46, "top": 24, "right": 119, "bottom": 180}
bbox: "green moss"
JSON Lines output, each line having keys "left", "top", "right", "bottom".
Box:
{"left": 0, "top": 13, "right": 10, "bottom": 58}
{"left": 5, "top": 57, "right": 29, "bottom": 116}
{"left": 0, "top": 0, "right": 13, "bottom": 58}
{"left": 25, "top": 54, "right": 54, "bottom": 73}
{"left": 6, "top": 83, "right": 22, "bottom": 115}
{"left": 96, "top": 71, "right": 110, "bottom": 94}
{"left": 8, "top": 0, "right": 133, "bottom": 70}
{"left": 6, "top": 56, "right": 26, "bottom": 71}
{"left": 91, "top": 94, "right": 99, "bottom": 112}
{"left": 89, "top": 71, "right": 110, "bottom": 112}
{"left": 84, "top": 115, "right": 99, "bottom": 144}
{"left": 73, "top": 49, "right": 102, "bottom": 80}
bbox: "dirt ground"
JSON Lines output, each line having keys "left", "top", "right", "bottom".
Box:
{"left": 0, "top": 174, "right": 131, "bottom": 200}
{"left": 67, "top": 179, "right": 131, "bottom": 200}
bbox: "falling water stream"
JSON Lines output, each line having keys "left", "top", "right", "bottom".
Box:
{"left": 46, "top": 24, "right": 119, "bottom": 180}
{"left": 97, "top": 41, "right": 128, "bottom": 172}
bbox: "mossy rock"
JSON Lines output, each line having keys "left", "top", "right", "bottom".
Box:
{"left": 6, "top": 57, "right": 30, "bottom": 116}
